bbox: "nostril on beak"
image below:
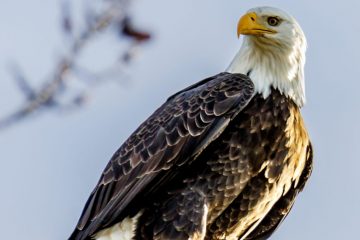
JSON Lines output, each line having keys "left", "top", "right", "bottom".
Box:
{"left": 251, "top": 17, "right": 255, "bottom": 22}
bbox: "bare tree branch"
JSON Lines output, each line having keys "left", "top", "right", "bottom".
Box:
{"left": 0, "top": 0, "right": 151, "bottom": 130}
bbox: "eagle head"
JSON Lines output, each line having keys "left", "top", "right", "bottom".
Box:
{"left": 228, "top": 6, "right": 307, "bottom": 107}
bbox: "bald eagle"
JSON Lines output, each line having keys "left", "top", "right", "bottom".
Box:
{"left": 70, "top": 6, "right": 313, "bottom": 240}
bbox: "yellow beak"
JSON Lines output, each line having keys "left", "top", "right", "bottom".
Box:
{"left": 237, "top": 12, "right": 277, "bottom": 38}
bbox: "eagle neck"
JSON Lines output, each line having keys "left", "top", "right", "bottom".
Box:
{"left": 226, "top": 36, "right": 306, "bottom": 107}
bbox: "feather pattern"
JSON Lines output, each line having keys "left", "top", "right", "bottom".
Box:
{"left": 69, "top": 73, "right": 255, "bottom": 240}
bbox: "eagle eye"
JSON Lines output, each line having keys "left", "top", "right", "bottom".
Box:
{"left": 267, "top": 17, "right": 280, "bottom": 26}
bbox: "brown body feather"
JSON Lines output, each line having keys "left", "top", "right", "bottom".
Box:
{"left": 69, "top": 73, "right": 312, "bottom": 240}
{"left": 204, "top": 90, "right": 312, "bottom": 239}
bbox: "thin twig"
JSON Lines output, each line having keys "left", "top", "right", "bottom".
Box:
{"left": 0, "top": 0, "right": 151, "bottom": 130}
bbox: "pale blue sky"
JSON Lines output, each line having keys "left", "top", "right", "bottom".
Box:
{"left": 1, "top": 0, "right": 360, "bottom": 239}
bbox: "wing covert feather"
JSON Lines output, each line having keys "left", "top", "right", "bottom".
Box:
{"left": 70, "top": 72, "right": 254, "bottom": 240}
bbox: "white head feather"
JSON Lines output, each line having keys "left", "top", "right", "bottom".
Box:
{"left": 227, "top": 6, "right": 307, "bottom": 107}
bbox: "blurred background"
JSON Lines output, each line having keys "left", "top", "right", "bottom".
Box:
{"left": 1, "top": 0, "right": 359, "bottom": 239}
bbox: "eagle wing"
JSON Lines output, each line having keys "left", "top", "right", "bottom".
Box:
{"left": 70, "top": 72, "right": 255, "bottom": 240}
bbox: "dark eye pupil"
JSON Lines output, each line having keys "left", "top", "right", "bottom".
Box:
{"left": 268, "top": 17, "right": 278, "bottom": 26}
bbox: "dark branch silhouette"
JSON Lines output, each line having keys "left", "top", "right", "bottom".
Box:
{"left": 0, "top": 0, "right": 151, "bottom": 130}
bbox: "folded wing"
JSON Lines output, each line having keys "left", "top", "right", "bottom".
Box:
{"left": 70, "top": 72, "right": 255, "bottom": 240}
